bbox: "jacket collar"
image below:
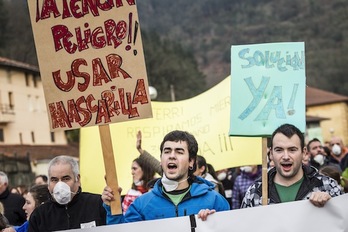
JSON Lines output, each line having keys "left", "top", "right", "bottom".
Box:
{"left": 0, "top": 188, "right": 9, "bottom": 199}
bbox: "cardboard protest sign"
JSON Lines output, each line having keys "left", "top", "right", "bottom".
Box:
{"left": 230, "top": 42, "right": 306, "bottom": 136}
{"left": 27, "top": 0, "right": 152, "bottom": 131}
{"left": 80, "top": 76, "right": 262, "bottom": 195}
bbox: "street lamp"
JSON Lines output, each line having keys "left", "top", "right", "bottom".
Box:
{"left": 149, "top": 86, "right": 158, "bottom": 100}
{"left": 170, "top": 84, "right": 175, "bottom": 102}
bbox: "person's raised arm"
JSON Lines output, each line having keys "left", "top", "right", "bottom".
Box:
{"left": 136, "top": 131, "right": 144, "bottom": 155}
{"left": 136, "top": 131, "right": 162, "bottom": 175}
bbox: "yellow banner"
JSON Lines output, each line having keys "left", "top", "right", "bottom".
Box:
{"left": 80, "top": 76, "right": 262, "bottom": 194}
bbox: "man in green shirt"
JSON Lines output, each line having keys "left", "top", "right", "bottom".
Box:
{"left": 241, "top": 123, "right": 342, "bottom": 208}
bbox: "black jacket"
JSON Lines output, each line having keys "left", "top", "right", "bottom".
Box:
{"left": 28, "top": 187, "right": 106, "bottom": 231}
{"left": 241, "top": 165, "right": 343, "bottom": 207}
{"left": 0, "top": 188, "right": 26, "bottom": 226}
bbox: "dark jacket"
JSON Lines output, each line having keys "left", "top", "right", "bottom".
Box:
{"left": 241, "top": 165, "right": 343, "bottom": 208}
{"left": 0, "top": 188, "right": 26, "bottom": 226}
{"left": 28, "top": 187, "right": 106, "bottom": 231}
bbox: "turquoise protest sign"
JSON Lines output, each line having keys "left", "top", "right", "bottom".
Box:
{"left": 229, "top": 42, "right": 306, "bottom": 137}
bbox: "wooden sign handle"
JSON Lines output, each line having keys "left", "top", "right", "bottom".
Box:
{"left": 262, "top": 137, "right": 268, "bottom": 206}
{"left": 99, "top": 124, "right": 122, "bottom": 215}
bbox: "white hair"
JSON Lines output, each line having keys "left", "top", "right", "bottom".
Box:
{"left": 48, "top": 155, "right": 79, "bottom": 181}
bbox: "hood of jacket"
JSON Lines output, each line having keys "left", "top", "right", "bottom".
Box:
{"left": 0, "top": 188, "right": 9, "bottom": 199}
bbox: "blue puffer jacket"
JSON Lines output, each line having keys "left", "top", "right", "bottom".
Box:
{"left": 105, "top": 176, "right": 230, "bottom": 224}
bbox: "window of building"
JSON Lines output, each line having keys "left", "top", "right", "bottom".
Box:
{"left": 35, "top": 96, "right": 40, "bottom": 112}
{"left": 31, "top": 131, "right": 35, "bottom": 143}
{"left": 6, "top": 69, "right": 11, "bottom": 83}
{"left": 28, "top": 95, "right": 33, "bottom": 112}
{"left": 19, "top": 132, "right": 23, "bottom": 144}
{"left": 25, "top": 73, "right": 30, "bottom": 86}
{"left": 0, "top": 129, "right": 4, "bottom": 142}
{"left": 51, "top": 132, "right": 55, "bottom": 143}
{"left": 33, "top": 75, "right": 38, "bottom": 88}
{"left": 8, "top": 92, "right": 14, "bottom": 110}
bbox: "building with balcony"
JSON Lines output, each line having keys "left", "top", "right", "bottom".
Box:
{"left": 0, "top": 57, "right": 78, "bottom": 186}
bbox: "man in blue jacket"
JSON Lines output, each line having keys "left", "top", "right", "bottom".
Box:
{"left": 102, "top": 130, "right": 230, "bottom": 224}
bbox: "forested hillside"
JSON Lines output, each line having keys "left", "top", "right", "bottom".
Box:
{"left": 1, "top": 0, "right": 348, "bottom": 98}
{"left": 137, "top": 0, "right": 348, "bottom": 94}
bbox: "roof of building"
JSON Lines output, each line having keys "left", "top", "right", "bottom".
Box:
{"left": 0, "top": 56, "right": 39, "bottom": 73}
{"left": 0, "top": 143, "right": 79, "bottom": 161}
{"left": 305, "top": 115, "right": 330, "bottom": 123}
{"left": 306, "top": 86, "right": 348, "bottom": 106}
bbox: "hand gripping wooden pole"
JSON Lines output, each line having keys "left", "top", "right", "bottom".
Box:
{"left": 99, "top": 124, "right": 122, "bottom": 215}
{"left": 262, "top": 137, "right": 268, "bottom": 206}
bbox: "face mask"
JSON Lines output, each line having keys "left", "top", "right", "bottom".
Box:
{"left": 240, "top": 166, "right": 253, "bottom": 173}
{"left": 313, "top": 154, "right": 325, "bottom": 166}
{"left": 134, "top": 180, "right": 144, "bottom": 186}
{"left": 161, "top": 174, "right": 188, "bottom": 192}
{"left": 217, "top": 172, "right": 227, "bottom": 181}
{"left": 52, "top": 181, "right": 72, "bottom": 205}
{"left": 332, "top": 144, "right": 341, "bottom": 156}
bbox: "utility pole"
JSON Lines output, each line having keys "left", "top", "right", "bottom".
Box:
{"left": 170, "top": 84, "right": 175, "bottom": 102}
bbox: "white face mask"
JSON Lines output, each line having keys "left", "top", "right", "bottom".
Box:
{"left": 240, "top": 166, "right": 253, "bottom": 173}
{"left": 134, "top": 180, "right": 144, "bottom": 186}
{"left": 332, "top": 144, "right": 342, "bottom": 156}
{"left": 161, "top": 174, "right": 188, "bottom": 192}
{"left": 217, "top": 172, "right": 227, "bottom": 181}
{"left": 313, "top": 154, "right": 325, "bottom": 166}
{"left": 52, "top": 181, "right": 73, "bottom": 205}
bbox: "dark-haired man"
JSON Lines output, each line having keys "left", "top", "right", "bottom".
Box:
{"left": 306, "top": 138, "right": 328, "bottom": 169}
{"left": 241, "top": 124, "right": 342, "bottom": 208}
{"left": 102, "top": 130, "right": 230, "bottom": 224}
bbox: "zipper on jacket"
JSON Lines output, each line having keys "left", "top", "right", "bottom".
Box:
{"left": 65, "top": 205, "right": 70, "bottom": 228}
{"left": 175, "top": 205, "right": 179, "bottom": 217}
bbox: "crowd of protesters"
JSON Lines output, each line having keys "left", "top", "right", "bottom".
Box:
{"left": 0, "top": 124, "right": 346, "bottom": 231}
